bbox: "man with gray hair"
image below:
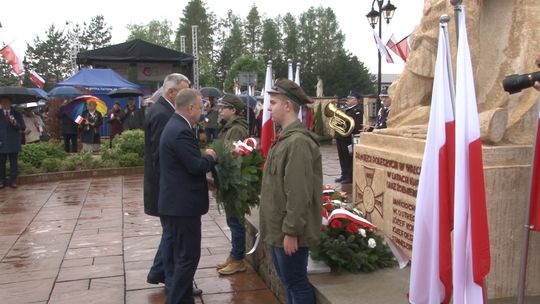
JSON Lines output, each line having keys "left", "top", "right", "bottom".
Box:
{"left": 143, "top": 73, "right": 203, "bottom": 295}
{"left": 159, "top": 88, "right": 216, "bottom": 304}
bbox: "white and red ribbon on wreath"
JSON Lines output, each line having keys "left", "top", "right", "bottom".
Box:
{"left": 233, "top": 137, "right": 258, "bottom": 155}
{"left": 323, "top": 208, "right": 375, "bottom": 229}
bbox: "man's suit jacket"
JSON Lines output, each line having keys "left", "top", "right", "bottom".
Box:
{"left": 158, "top": 114, "right": 214, "bottom": 217}
{"left": 0, "top": 108, "right": 25, "bottom": 154}
{"left": 143, "top": 97, "right": 175, "bottom": 216}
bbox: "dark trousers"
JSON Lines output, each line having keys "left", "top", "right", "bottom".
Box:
{"left": 336, "top": 137, "right": 353, "bottom": 180}
{"left": 63, "top": 134, "right": 78, "bottom": 153}
{"left": 271, "top": 246, "right": 314, "bottom": 304}
{"left": 162, "top": 216, "right": 201, "bottom": 304}
{"left": 226, "top": 213, "right": 245, "bottom": 260}
{"left": 0, "top": 153, "right": 18, "bottom": 184}
{"left": 149, "top": 217, "right": 174, "bottom": 288}
{"left": 204, "top": 128, "right": 218, "bottom": 143}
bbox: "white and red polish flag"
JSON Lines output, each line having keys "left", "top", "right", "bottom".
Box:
{"left": 409, "top": 23, "right": 455, "bottom": 304}
{"left": 387, "top": 34, "right": 411, "bottom": 62}
{"left": 452, "top": 8, "right": 490, "bottom": 304}
{"left": 260, "top": 61, "right": 274, "bottom": 157}
{"left": 0, "top": 40, "right": 25, "bottom": 75}
{"left": 372, "top": 29, "right": 394, "bottom": 64}
{"left": 529, "top": 104, "right": 540, "bottom": 232}
{"left": 29, "top": 69, "right": 45, "bottom": 88}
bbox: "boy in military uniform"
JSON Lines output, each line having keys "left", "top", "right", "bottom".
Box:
{"left": 215, "top": 94, "right": 250, "bottom": 275}
{"left": 260, "top": 79, "right": 323, "bottom": 304}
{"left": 335, "top": 91, "right": 363, "bottom": 184}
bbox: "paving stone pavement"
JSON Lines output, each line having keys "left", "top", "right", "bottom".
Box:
{"left": 0, "top": 144, "right": 342, "bottom": 304}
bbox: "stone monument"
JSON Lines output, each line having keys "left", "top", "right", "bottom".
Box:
{"left": 354, "top": 0, "right": 540, "bottom": 299}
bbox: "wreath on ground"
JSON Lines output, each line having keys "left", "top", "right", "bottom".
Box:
{"left": 310, "top": 185, "right": 397, "bottom": 273}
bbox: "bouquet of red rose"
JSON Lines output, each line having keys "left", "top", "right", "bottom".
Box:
{"left": 310, "top": 185, "right": 396, "bottom": 273}
{"left": 211, "top": 138, "right": 264, "bottom": 221}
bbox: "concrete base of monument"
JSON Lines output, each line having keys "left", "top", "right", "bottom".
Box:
{"left": 353, "top": 132, "right": 540, "bottom": 299}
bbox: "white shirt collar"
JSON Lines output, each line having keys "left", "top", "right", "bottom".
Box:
{"left": 177, "top": 113, "right": 192, "bottom": 128}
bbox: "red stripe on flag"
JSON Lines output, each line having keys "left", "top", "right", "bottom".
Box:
{"left": 439, "top": 121, "right": 455, "bottom": 304}
{"left": 260, "top": 120, "right": 273, "bottom": 157}
{"left": 0, "top": 45, "right": 23, "bottom": 75}
{"left": 468, "top": 138, "right": 491, "bottom": 289}
{"left": 529, "top": 121, "right": 540, "bottom": 231}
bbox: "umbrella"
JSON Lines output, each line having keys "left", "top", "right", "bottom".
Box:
{"left": 107, "top": 87, "right": 143, "bottom": 98}
{"left": 238, "top": 95, "right": 257, "bottom": 109}
{"left": 64, "top": 95, "right": 108, "bottom": 122}
{"left": 241, "top": 90, "right": 261, "bottom": 96}
{"left": 0, "top": 86, "right": 41, "bottom": 104}
{"left": 15, "top": 100, "right": 47, "bottom": 109}
{"left": 31, "top": 88, "right": 48, "bottom": 100}
{"left": 200, "top": 87, "right": 223, "bottom": 98}
{"left": 49, "top": 86, "right": 84, "bottom": 98}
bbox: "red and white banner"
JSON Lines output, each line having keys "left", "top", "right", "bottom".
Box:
{"left": 453, "top": 9, "right": 491, "bottom": 304}
{"left": 75, "top": 115, "right": 85, "bottom": 125}
{"left": 372, "top": 29, "right": 394, "bottom": 64}
{"left": 386, "top": 34, "right": 411, "bottom": 62}
{"left": 409, "top": 24, "right": 455, "bottom": 304}
{"left": 260, "top": 61, "right": 274, "bottom": 156}
{"left": 29, "top": 69, "right": 45, "bottom": 88}
{"left": 529, "top": 104, "right": 540, "bottom": 232}
{"left": 0, "top": 40, "right": 25, "bottom": 75}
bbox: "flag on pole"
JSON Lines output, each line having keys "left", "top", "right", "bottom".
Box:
{"left": 529, "top": 104, "right": 540, "bottom": 232}
{"left": 287, "top": 60, "right": 294, "bottom": 81}
{"left": 0, "top": 40, "right": 25, "bottom": 75}
{"left": 29, "top": 69, "right": 45, "bottom": 88}
{"left": 409, "top": 23, "right": 455, "bottom": 304}
{"left": 372, "top": 29, "right": 394, "bottom": 64}
{"left": 294, "top": 63, "right": 302, "bottom": 121}
{"left": 452, "top": 8, "right": 491, "bottom": 304}
{"left": 386, "top": 34, "right": 411, "bottom": 62}
{"left": 260, "top": 61, "right": 274, "bottom": 157}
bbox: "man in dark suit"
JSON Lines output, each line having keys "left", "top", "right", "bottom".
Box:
{"left": 159, "top": 88, "right": 216, "bottom": 304}
{"left": 335, "top": 91, "right": 363, "bottom": 184}
{"left": 0, "top": 96, "right": 26, "bottom": 188}
{"left": 143, "top": 74, "right": 196, "bottom": 292}
{"left": 57, "top": 99, "right": 79, "bottom": 153}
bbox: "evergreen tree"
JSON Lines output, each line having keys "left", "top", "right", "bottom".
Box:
{"left": 216, "top": 11, "right": 244, "bottom": 88}
{"left": 297, "top": 8, "right": 319, "bottom": 95}
{"left": 223, "top": 55, "right": 264, "bottom": 92}
{"left": 326, "top": 51, "right": 375, "bottom": 97}
{"left": 260, "top": 18, "right": 282, "bottom": 71}
{"left": 244, "top": 5, "right": 262, "bottom": 55}
{"left": 281, "top": 13, "right": 298, "bottom": 62}
{"left": 174, "top": 0, "right": 215, "bottom": 54}
{"left": 80, "top": 15, "right": 112, "bottom": 50}
{"left": 127, "top": 20, "right": 174, "bottom": 48}
{"left": 26, "top": 25, "right": 71, "bottom": 83}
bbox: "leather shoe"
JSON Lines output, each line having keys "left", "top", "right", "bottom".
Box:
{"left": 193, "top": 286, "right": 203, "bottom": 296}
{"left": 0, "top": 184, "right": 4, "bottom": 190}
{"left": 146, "top": 272, "right": 165, "bottom": 284}
{"left": 334, "top": 177, "right": 344, "bottom": 183}
{"left": 10, "top": 182, "right": 17, "bottom": 188}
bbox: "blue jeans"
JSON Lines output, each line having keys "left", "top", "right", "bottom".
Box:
{"left": 226, "top": 213, "right": 245, "bottom": 260}
{"left": 271, "top": 246, "right": 314, "bottom": 304}
{"left": 150, "top": 217, "right": 174, "bottom": 288}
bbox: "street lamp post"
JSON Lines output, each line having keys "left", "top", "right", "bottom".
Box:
{"left": 366, "top": 0, "right": 397, "bottom": 110}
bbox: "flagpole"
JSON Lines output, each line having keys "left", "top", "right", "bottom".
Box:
{"left": 517, "top": 99, "right": 539, "bottom": 304}
{"left": 440, "top": 15, "right": 456, "bottom": 115}
{"left": 451, "top": 0, "right": 463, "bottom": 41}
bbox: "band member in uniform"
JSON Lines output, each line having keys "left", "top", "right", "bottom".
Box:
{"left": 334, "top": 91, "right": 363, "bottom": 184}
{"left": 376, "top": 88, "right": 391, "bottom": 129}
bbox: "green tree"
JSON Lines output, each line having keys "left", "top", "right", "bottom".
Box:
{"left": 260, "top": 18, "right": 285, "bottom": 79}
{"left": 127, "top": 20, "right": 174, "bottom": 48}
{"left": 174, "top": 0, "right": 215, "bottom": 54}
{"left": 223, "top": 55, "right": 264, "bottom": 92}
{"left": 26, "top": 25, "right": 71, "bottom": 83}
{"left": 80, "top": 15, "right": 112, "bottom": 50}
{"left": 244, "top": 5, "right": 262, "bottom": 55}
{"left": 281, "top": 13, "right": 298, "bottom": 62}
{"left": 326, "top": 51, "right": 375, "bottom": 97}
{"left": 216, "top": 11, "right": 245, "bottom": 88}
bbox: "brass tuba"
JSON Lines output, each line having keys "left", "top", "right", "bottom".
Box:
{"left": 324, "top": 102, "right": 355, "bottom": 137}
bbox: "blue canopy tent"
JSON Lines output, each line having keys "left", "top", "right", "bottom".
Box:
{"left": 55, "top": 68, "right": 141, "bottom": 136}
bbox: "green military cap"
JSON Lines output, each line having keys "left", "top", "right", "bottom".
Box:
{"left": 218, "top": 94, "right": 246, "bottom": 112}
{"left": 267, "top": 78, "right": 312, "bottom": 105}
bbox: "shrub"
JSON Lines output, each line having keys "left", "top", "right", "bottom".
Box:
{"left": 18, "top": 160, "right": 40, "bottom": 175}
{"left": 113, "top": 130, "right": 144, "bottom": 157}
{"left": 19, "top": 142, "right": 66, "bottom": 168}
{"left": 41, "top": 158, "right": 63, "bottom": 172}
{"left": 118, "top": 152, "right": 144, "bottom": 167}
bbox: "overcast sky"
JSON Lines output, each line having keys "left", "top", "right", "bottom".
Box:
{"left": 0, "top": 0, "right": 424, "bottom": 75}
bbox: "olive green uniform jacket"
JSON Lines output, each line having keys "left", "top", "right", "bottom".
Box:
{"left": 217, "top": 116, "right": 248, "bottom": 143}
{"left": 260, "top": 120, "right": 323, "bottom": 248}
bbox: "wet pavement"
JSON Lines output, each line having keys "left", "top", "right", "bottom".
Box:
{"left": 0, "top": 144, "right": 342, "bottom": 304}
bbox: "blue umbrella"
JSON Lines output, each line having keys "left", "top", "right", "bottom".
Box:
{"left": 31, "top": 88, "right": 48, "bottom": 99}
{"left": 49, "top": 86, "right": 84, "bottom": 98}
